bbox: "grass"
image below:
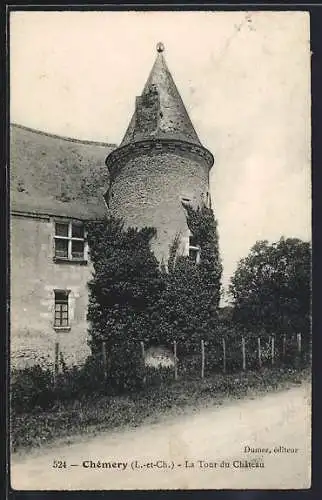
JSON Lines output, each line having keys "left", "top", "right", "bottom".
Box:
{"left": 11, "top": 366, "right": 310, "bottom": 455}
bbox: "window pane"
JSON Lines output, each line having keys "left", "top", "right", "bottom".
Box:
{"left": 55, "top": 222, "right": 69, "bottom": 237}
{"left": 55, "top": 291, "right": 68, "bottom": 302}
{"left": 72, "top": 240, "right": 84, "bottom": 259}
{"left": 189, "top": 248, "right": 199, "bottom": 262}
{"left": 54, "top": 291, "right": 69, "bottom": 327}
{"left": 72, "top": 222, "right": 84, "bottom": 238}
{"left": 55, "top": 239, "right": 68, "bottom": 258}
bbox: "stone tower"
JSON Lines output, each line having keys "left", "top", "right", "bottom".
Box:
{"left": 105, "top": 43, "right": 214, "bottom": 262}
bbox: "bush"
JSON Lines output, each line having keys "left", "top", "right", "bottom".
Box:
{"left": 11, "top": 365, "right": 55, "bottom": 414}
{"left": 145, "top": 366, "right": 173, "bottom": 386}
{"left": 10, "top": 346, "right": 147, "bottom": 416}
{"left": 108, "top": 341, "right": 146, "bottom": 393}
{"left": 54, "top": 356, "right": 109, "bottom": 401}
{"left": 10, "top": 358, "right": 111, "bottom": 414}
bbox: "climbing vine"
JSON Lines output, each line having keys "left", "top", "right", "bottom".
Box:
{"left": 151, "top": 202, "right": 223, "bottom": 347}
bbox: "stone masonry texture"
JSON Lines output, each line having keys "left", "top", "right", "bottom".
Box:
{"left": 109, "top": 147, "right": 210, "bottom": 261}
{"left": 11, "top": 215, "right": 91, "bottom": 369}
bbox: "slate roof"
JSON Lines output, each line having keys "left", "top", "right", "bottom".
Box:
{"left": 10, "top": 124, "right": 116, "bottom": 220}
{"left": 120, "top": 46, "right": 202, "bottom": 148}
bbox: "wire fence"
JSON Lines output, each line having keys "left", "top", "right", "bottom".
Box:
{"left": 50, "top": 332, "right": 310, "bottom": 382}
{"left": 10, "top": 332, "right": 311, "bottom": 416}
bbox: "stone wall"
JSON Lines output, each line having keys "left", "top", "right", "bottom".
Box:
{"left": 108, "top": 146, "right": 210, "bottom": 262}
{"left": 11, "top": 213, "right": 92, "bottom": 370}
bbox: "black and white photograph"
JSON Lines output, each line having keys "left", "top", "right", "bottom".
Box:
{"left": 9, "top": 10, "right": 311, "bottom": 490}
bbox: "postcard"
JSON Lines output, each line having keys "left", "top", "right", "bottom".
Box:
{"left": 9, "top": 9, "right": 311, "bottom": 490}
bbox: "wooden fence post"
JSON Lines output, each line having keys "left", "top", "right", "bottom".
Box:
{"left": 173, "top": 340, "right": 178, "bottom": 381}
{"left": 271, "top": 335, "right": 275, "bottom": 366}
{"left": 222, "top": 337, "right": 226, "bottom": 373}
{"left": 140, "top": 341, "right": 145, "bottom": 360}
{"left": 140, "top": 341, "right": 146, "bottom": 385}
{"left": 258, "top": 337, "right": 262, "bottom": 368}
{"left": 102, "top": 341, "right": 107, "bottom": 380}
{"left": 297, "top": 333, "right": 302, "bottom": 355}
{"left": 201, "top": 339, "right": 205, "bottom": 379}
{"left": 242, "top": 337, "right": 246, "bottom": 371}
{"left": 282, "top": 334, "right": 287, "bottom": 360}
{"left": 54, "top": 342, "right": 59, "bottom": 382}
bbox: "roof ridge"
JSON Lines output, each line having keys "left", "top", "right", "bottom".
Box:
{"left": 11, "top": 123, "right": 117, "bottom": 148}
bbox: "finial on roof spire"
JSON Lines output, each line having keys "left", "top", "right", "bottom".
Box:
{"left": 156, "top": 42, "right": 165, "bottom": 53}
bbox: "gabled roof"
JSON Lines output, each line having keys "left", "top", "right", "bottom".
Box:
{"left": 10, "top": 124, "right": 116, "bottom": 219}
{"left": 120, "top": 44, "right": 202, "bottom": 147}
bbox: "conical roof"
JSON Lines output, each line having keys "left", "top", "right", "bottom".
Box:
{"left": 120, "top": 43, "right": 202, "bottom": 147}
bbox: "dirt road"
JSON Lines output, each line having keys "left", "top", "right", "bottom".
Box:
{"left": 11, "top": 383, "right": 311, "bottom": 490}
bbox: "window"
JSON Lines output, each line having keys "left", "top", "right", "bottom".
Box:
{"left": 188, "top": 233, "right": 200, "bottom": 264}
{"left": 54, "top": 290, "right": 69, "bottom": 328}
{"left": 54, "top": 221, "right": 86, "bottom": 261}
{"left": 205, "top": 191, "right": 212, "bottom": 208}
{"left": 189, "top": 234, "right": 198, "bottom": 247}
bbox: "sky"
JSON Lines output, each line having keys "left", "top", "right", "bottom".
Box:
{"left": 10, "top": 11, "right": 311, "bottom": 300}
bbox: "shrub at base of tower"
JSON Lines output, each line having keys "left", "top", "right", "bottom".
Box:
{"left": 152, "top": 203, "right": 223, "bottom": 347}
{"left": 86, "top": 216, "right": 164, "bottom": 391}
{"left": 86, "top": 205, "right": 222, "bottom": 386}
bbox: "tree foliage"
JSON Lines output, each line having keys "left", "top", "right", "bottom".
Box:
{"left": 86, "top": 216, "right": 164, "bottom": 389}
{"left": 185, "top": 202, "right": 222, "bottom": 312}
{"left": 229, "top": 238, "right": 311, "bottom": 337}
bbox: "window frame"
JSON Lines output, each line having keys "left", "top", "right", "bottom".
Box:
{"left": 54, "top": 289, "right": 71, "bottom": 331}
{"left": 53, "top": 220, "right": 87, "bottom": 263}
{"left": 188, "top": 231, "right": 201, "bottom": 264}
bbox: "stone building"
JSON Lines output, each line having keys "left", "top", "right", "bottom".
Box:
{"left": 10, "top": 125, "right": 115, "bottom": 368}
{"left": 10, "top": 44, "right": 214, "bottom": 368}
{"left": 106, "top": 43, "right": 214, "bottom": 262}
